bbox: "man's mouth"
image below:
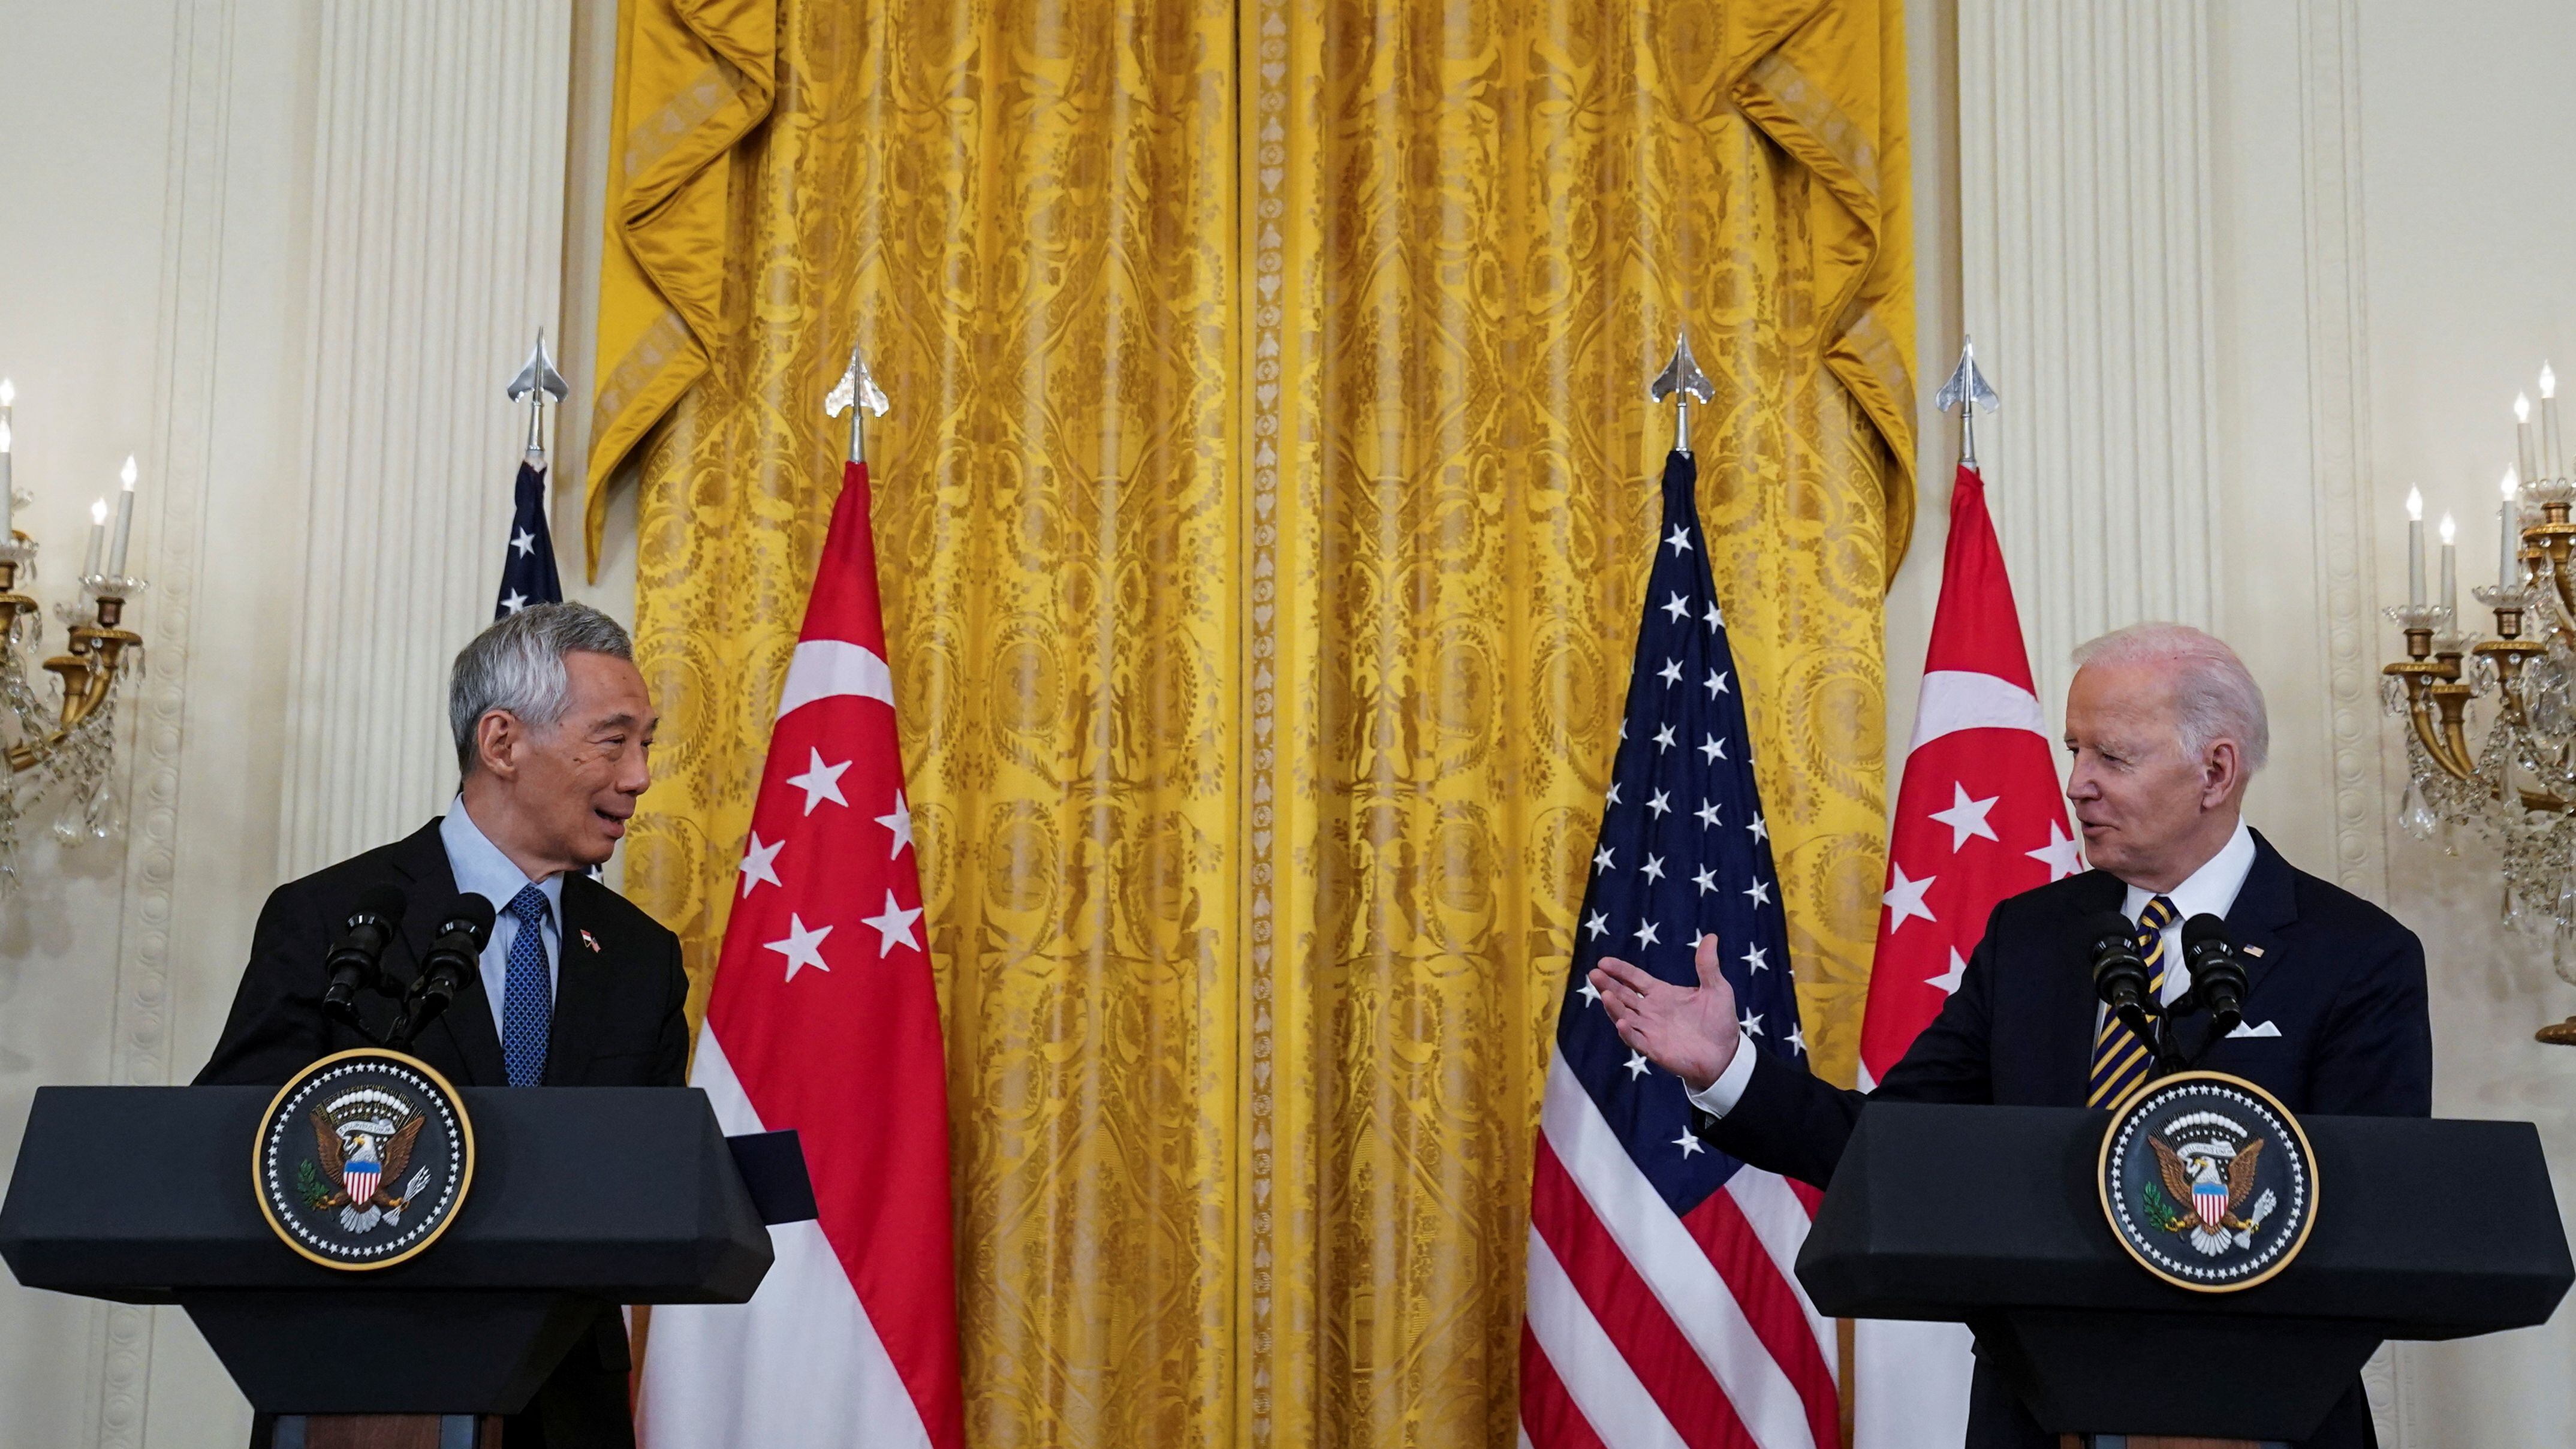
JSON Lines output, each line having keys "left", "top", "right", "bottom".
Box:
{"left": 595, "top": 807, "right": 631, "bottom": 835}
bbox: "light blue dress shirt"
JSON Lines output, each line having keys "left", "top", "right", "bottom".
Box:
{"left": 439, "top": 800, "right": 564, "bottom": 1041}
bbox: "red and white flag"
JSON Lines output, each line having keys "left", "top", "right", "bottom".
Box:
{"left": 637, "top": 459, "right": 966, "bottom": 1449}
{"left": 1850, "top": 463, "right": 2072, "bottom": 1447}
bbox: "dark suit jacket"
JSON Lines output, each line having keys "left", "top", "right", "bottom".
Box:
{"left": 200, "top": 818, "right": 691, "bottom": 1449}
{"left": 1702, "top": 830, "right": 2426, "bottom": 1449}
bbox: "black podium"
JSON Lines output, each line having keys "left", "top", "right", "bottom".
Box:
{"left": 0, "top": 1085, "right": 790, "bottom": 1445}
{"left": 1799, "top": 1102, "right": 2575, "bottom": 1442}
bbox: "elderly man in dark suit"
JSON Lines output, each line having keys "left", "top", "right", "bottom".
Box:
{"left": 1591, "top": 622, "right": 2429, "bottom": 1449}
{"left": 200, "top": 602, "right": 685, "bottom": 1449}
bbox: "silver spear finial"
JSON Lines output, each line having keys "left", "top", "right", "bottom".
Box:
{"left": 505, "top": 329, "right": 570, "bottom": 468}
{"left": 1934, "top": 337, "right": 2000, "bottom": 470}
{"left": 824, "top": 343, "right": 891, "bottom": 466}
{"left": 1649, "top": 332, "right": 1716, "bottom": 455}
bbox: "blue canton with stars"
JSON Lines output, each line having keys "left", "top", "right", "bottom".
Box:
{"left": 493, "top": 461, "right": 565, "bottom": 620}
{"left": 1557, "top": 450, "right": 1807, "bottom": 1214}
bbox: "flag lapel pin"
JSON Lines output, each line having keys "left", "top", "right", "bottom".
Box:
{"left": 580, "top": 929, "right": 602, "bottom": 954}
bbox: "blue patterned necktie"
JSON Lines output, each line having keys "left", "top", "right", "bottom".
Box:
{"left": 501, "top": 883, "right": 554, "bottom": 1087}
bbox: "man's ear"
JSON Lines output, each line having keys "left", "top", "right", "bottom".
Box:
{"left": 2202, "top": 737, "right": 2242, "bottom": 808}
{"left": 475, "top": 710, "right": 521, "bottom": 781}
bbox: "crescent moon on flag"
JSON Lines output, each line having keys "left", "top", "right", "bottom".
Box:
{"left": 1906, "top": 669, "right": 2048, "bottom": 750}
{"left": 776, "top": 639, "right": 895, "bottom": 719}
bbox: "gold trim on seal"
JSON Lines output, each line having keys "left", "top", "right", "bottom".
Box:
{"left": 2095, "top": 1069, "right": 2321, "bottom": 1294}
{"left": 251, "top": 1047, "right": 477, "bottom": 1272}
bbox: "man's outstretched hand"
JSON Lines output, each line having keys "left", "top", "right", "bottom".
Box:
{"left": 1589, "top": 933, "right": 1740, "bottom": 1092}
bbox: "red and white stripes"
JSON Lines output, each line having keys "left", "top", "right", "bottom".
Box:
{"left": 1522, "top": 1059, "right": 1837, "bottom": 1449}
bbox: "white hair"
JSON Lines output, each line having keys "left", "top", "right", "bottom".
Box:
{"left": 448, "top": 603, "right": 634, "bottom": 774}
{"left": 2071, "top": 622, "right": 2270, "bottom": 772}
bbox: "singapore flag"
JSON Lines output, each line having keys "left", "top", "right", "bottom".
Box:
{"left": 637, "top": 457, "right": 965, "bottom": 1449}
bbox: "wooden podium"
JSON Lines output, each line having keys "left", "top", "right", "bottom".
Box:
{"left": 1, "top": 1084, "right": 803, "bottom": 1445}
{"left": 1800, "top": 1102, "right": 2573, "bottom": 1445}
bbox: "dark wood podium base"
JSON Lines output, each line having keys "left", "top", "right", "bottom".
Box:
{"left": 271, "top": 1415, "right": 501, "bottom": 1449}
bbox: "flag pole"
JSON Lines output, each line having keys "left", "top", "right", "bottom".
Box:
{"left": 1649, "top": 332, "right": 1715, "bottom": 456}
{"left": 826, "top": 343, "right": 891, "bottom": 466}
{"left": 1933, "top": 338, "right": 2000, "bottom": 470}
{"left": 505, "top": 329, "right": 570, "bottom": 468}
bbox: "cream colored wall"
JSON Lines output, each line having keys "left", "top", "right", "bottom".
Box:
{"left": 1897, "top": 2, "right": 2576, "bottom": 1445}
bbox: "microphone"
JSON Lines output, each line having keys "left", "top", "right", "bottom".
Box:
{"left": 391, "top": 894, "right": 496, "bottom": 1047}
{"left": 321, "top": 884, "right": 408, "bottom": 1031}
{"left": 2084, "top": 909, "right": 2155, "bottom": 1045}
{"left": 2181, "top": 913, "right": 2249, "bottom": 1038}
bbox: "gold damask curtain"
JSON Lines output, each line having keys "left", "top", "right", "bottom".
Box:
{"left": 595, "top": 2, "right": 1910, "bottom": 1445}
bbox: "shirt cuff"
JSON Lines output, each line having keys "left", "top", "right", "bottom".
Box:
{"left": 1683, "top": 1035, "right": 1757, "bottom": 1119}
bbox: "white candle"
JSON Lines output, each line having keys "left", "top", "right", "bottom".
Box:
{"left": 2519, "top": 393, "right": 2541, "bottom": 487}
{"left": 2545, "top": 364, "right": 2565, "bottom": 481}
{"left": 2503, "top": 468, "right": 2525, "bottom": 587}
{"left": 2439, "top": 512, "right": 2457, "bottom": 619}
{"left": 84, "top": 498, "right": 106, "bottom": 578}
{"left": 0, "top": 378, "right": 13, "bottom": 538}
{"left": 107, "top": 456, "right": 136, "bottom": 576}
{"left": 2407, "top": 486, "right": 2426, "bottom": 605}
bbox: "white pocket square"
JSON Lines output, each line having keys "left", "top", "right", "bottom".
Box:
{"left": 2226, "top": 1020, "right": 2282, "bottom": 1039}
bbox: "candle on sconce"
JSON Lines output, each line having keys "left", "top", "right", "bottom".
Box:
{"left": 107, "top": 456, "right": 137, "bottom": 577}
{"left": 2440, "top": 512, "right": 2458, "bottom": 619}
{"left": 84, "top": 498, "right": 106, "bottom": 579}
{"left": 2520, "top": 393, "right": 2541, "bottom": 487}
{"left": 2407, "top": 486, "right": 2426, "bottom": 605}
{"left": 0, "top": 378, "right": 14, "bottom": 540}
{"left": 2545, "top": 364, "right": 2566, "bottom": 482}
{"left": 2504, "top": 468, "right": 2526, "bottom": 587}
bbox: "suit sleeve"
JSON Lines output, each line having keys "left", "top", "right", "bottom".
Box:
{"left": 650, "top": 932, "right": 690, "bottom": 1087}
{"left": 2307, "top": 919, "right": 2433, "bottom": 1116}
{"left": 1695, "top": 913, "right": 2005, "bottom": 1188}
{"left": 195, "top": 883, "right": 332, "bottom": 1086}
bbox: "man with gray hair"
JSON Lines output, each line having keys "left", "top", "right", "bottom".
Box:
{"left": 201, "top": 602, "right": 684, "bottom": 1448}
{"left": 1591, "top": 621, "right": 2427, "bottom": 1449}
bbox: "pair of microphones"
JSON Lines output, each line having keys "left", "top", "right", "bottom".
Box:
{"left": 320, "top": 887, "right": 498, "bottom": 1049}
{"left": 2085, "top": 908, "right": 2249, "bottom": 1065}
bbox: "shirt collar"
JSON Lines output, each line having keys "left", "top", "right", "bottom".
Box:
{"left": 439, "top": 796, "right": 566, "bottom": 923}
{"left": 2120, "top": 818, "right": 2256, "bottom": 926}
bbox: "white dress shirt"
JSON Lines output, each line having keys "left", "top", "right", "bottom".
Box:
{"left": 439, "top": 799, "right": 564, "bottom": 1040}
{"left": 1685, "top": 818, "right": 2258, "bottom": 1119}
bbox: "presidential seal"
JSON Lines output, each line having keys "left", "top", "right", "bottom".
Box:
{"left": 253, "top": 1049, "right": 474, "bottom": 1270}
{"left": 2098, "top": 1070, "right": 2316, "bottom": 1292}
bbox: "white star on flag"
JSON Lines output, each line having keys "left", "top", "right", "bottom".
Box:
{"left": 861, "top": 890, "right": 924, "bottom": 957}
{"left": 764, "top": 913, "right": 833, "bottom": 981}
{"left": 1673, "top": 1129, "right": 1704, "bottom": 1158}
{"left": 1640, "top": 854, "right": 1667, "bottom": 884}
{"left": 510, "top": 527, "right": 537, "bottom": 558}
{"left": 1743, "top": 878, "right": 1772, "bottom": 907}
{"left": 1742, "top": 944, "right": 1768, "bottom": 973}
{"left": 1929, "top": 782, "right": 2002, "bottom": 850}
{"left": 1625, "top": 1051, "right": 1652, "bottom": 1079}
{"left": 499, "top": 589, "right": 528, "bottom": 614}
{"left": 786, "top": 748, "right": 852, "bottom": 815}
{"left": 1881, "top": 863, "right": 1938, "bottom": 930}
{"left": 1738, "top": 1010, "right": 1764, "bottom": 1038}
{"left": 1646, "top": 789, "right": 1671, "bottom": 818}
{"left": 1653, "top": 723, "right": 1677, "bottom": 752}
{"left": 1658, "top": 658, "right": 1685, "bottom": 686}
{"left": 1692, "top": 864, "right": 1717, "bottom": 895}
{"left": 2026, "top": 820, "right": 2084, "bottom": 880}
{"left": 1662, "top": 591, "right": 1692, "bottom": 622}
{"left": 876, "top": 791, "right": 915, "bottom": 858}
{"left": 1665, "top": 523, "right": 1694, "bottom": 555}
{"left": 1583, "top": 909, "right": 1608, "bottom": 939}
{"left": 1631, "top": 919, "right": 1660, "bottom": 948}
{"left": 1927, "top": 947, "right": 1969, "bottom": 995}
{"left": 737, "top": 832, "right": 784, "bottom": 897}
{"left": 1696, "top": 800, "right": 1721, "bottom": 828}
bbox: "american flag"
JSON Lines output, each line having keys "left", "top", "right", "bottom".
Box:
{"left": 493, "top": 459, "right": 564, "bottom": 619}
{"left": 1521, "top": 450, "right": 1839, "bottom": 1449}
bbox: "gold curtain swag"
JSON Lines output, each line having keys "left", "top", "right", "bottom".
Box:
{"left": 595, "top": 2, "right": 1912, "bottom": 1446}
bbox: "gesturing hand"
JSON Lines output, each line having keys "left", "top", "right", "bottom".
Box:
{"left": 1588, "top": 933, "right": 1740, "bottom": 1092}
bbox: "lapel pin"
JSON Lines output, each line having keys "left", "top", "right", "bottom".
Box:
{"left": 580, "top": 929, "right": 602, "bottom": 954}
{"left": 2243, "top": 944, "right": 2265, "bottom": 958}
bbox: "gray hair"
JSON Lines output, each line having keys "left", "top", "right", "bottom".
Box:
{"left": 448, "top": 603, "right": 634, "bottom": 774}
{"left": 2071, "top": 622, "right": 2270, "bottom": 773}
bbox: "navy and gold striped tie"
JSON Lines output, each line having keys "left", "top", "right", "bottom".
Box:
{"left": 2088, "top": 894, "right": 2177, "bottom": 1109}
